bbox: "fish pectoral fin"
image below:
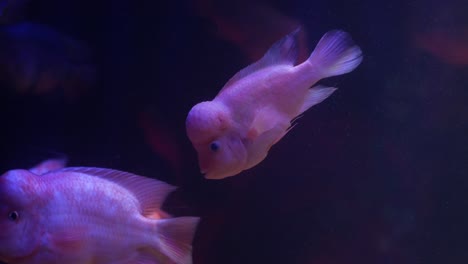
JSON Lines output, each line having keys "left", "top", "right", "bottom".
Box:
{"left": 156, "top": 217, "right": 200, "bottom": 264}
{"left": 245, "top": 123, "right": 290, "bottom": 170}
{"left": 298, "top": 85, "right": 337, "bottom": 115}
{"left": 247, "top": 107, "right": 285, "bottom": 140}
{"left": 258, "top": 123, "right": 290, "bottom": 147}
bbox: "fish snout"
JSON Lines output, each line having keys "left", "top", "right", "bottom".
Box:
{"left": 199, "top": 158, "right": 211, "bottom": 175}
{"left": 200, "top": 164, "right": 217, "bottom": 178}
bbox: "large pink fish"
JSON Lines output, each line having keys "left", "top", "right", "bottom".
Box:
{"left": 0, "top": 167, "right": 199, "bottom": 264}
{"left": 186, "top": 28, "right": 363, "bottom": 179}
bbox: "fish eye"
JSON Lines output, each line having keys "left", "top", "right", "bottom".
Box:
{"left": 8, "top": 211, "right": 19, "bottom": 222}
{"left": 210, "top": 141, "right": 220, "bottom": 152}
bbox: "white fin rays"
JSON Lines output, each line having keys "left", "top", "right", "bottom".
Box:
{"left": 298, "top": 85, "right": 337, "bottom": 115}
{"left": 156, "top": 217, "right": 200, "bottom": 264}
{"left": 308, "top": 30, "right": 363, "bottom": 78}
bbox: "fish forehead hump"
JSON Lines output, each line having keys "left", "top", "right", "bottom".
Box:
{"left": 0, "top": 169, "right": 41, "bottom": 204}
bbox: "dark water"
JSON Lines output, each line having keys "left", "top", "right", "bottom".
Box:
{"left": 1, "top": 0, "right": 467, "bottom": 263}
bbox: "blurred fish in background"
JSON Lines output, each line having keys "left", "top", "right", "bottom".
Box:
{"left": 414, "top": 29, "right": 468, "bottom": 66}
{"left": 372, "top": 0, "right": 468, "bottom": 263}
{"left": 411, "top": 0, "right": 468, "bottom": 67}
{"left": 0, "top": 22, "right": 95, "bottom": 101}
{"left": 138, "top": 110, "right": 185, "bottom": 180}
{"left": 0, "top": 0, "right": 30, "bottom": 24}
{"left": 0, "top": 0, "right": 100, "bottom": 177}
{"left": 193, "top": 0, "right": 310, "bottom": 61}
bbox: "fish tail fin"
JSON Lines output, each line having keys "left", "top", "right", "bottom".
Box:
{"left": 307, "top": 30, "right": 363, "bottom": 78}
{"left": 155, "top": 217, "right": 200, "bottom": 264}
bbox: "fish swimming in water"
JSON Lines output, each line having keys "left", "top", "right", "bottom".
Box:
{"left": 186, "top": 28, "right": 363, "bottom": 179}
{"left": 0, "top": 167, "right": 199, "bottom": 264}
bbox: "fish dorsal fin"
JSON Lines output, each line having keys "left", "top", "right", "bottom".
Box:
{"left": 247, "top": 106, "right": 285, "bottom": 140}
{"left": 59, "top": 167, "right": 177, "bottom": 217}
{"left": 29, "top": 158, "right": 67, "bottom": 175}
{"left": 219, "top": 28, "right": 301, "bottom": 93}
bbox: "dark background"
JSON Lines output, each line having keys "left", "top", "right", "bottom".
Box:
{"left": 1, "top": 0, "right": 468, "bottom": 263}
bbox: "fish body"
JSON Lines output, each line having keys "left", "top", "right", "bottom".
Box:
{"left": 0, "top": 167, "right": 199, "bottom": 264}
{"left": 186, "top": 28, "right": 363, "bottom": 179}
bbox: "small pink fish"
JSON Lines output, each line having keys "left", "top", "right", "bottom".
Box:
{"left": 0, "top": 167, "right": 199, "bottom": 264}
{"left": 186, "top": 28, "right": 363, "bottom": 179}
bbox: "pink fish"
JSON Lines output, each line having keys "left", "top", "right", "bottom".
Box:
{"left": 186, "top": 28, "right": 363, "bottom": 179}
{"left": 0, "top": 167, "right": 199, "bottom": 264}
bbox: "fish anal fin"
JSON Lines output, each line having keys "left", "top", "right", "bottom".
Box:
{"left": 57, "top": 167, "right": 177, "bottom": 218}
{"left": 298, "top": 85, "right": 337, "bottom": 115}
{"left": 219, "top": 27, "right": 301, "bottom": 93}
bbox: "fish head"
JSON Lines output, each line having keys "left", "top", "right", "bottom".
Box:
{"left": 196, "top": 133, "right": 248, "bottom": 179}
{"left": 186, "top": 101, "right": 248, "bottom": 179}
{"left": 0, "top": 169, "right": 42, "bottom": 261}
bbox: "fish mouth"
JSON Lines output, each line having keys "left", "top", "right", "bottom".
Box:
{"left": 202, "top": 171, "right": 223, "bottom": 180}
{"left": 200, "top": 167, "right": 223, "bottom": 179}
{"left": 201, "top": 170, "right": 215, "bottom": 179}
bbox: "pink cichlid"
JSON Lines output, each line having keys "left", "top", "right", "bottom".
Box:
{"left": 186, "top": 28, "right": 363, "bottom": 179}
{"left": 0, "top": 167, "right": 199, "bottom": 264}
